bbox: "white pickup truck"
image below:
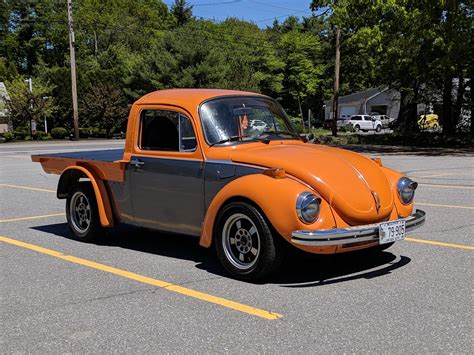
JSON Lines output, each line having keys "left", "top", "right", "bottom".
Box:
{"left": 348, "top": 114, "right": 383, "bottom": 132}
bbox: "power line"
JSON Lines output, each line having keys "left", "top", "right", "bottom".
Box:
{"left": 251, "top": 1, "right": 311, "bottom": 13}
{"left": 13, "top": 10, "right": 329, "bottom": 53}
{"left": 256, "top": 9, "right": 313, "bottom": 23}
{"left": 191, "top": 0, "right": 243, "bottom": 6}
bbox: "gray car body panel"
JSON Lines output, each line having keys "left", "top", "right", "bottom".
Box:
{"left": 107, "top": 156, "right": 263, "bottom": 236}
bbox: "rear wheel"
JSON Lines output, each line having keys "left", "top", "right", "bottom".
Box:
{"left": 375, "top": 125, "right": 382, "bottom": 132}
{"left": 66, "top": 182, "right": 104, "bottom": 242}
{"left": 215, "top": 202, "right": 283, "bottom": 281}
{"left": 354, "top": 125, "right": 360, "bottom": 132}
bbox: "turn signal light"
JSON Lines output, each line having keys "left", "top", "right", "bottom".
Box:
{"left": 263, "top": 168, "right": 286, "bottom": 179}
{"left": 371, "top": 157, "right": 383, "bottom": 166}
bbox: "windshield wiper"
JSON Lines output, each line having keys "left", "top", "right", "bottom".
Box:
{"left": 209, "top": 134, "right": 270, "bottom": 147}
{"left": 257, "top": 130, "right": 301, "bottom": 139}
{"left": 209, "top": 135, "right": 243, "bottom": 147}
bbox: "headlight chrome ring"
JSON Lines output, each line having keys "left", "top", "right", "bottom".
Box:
{"left": 397, "top": 177, "right": 418, "bottom": 205}
{"left": 296, "top": 192, "right": 321, "bottom": 224}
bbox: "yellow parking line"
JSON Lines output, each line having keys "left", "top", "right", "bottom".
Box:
{"left": 418, "top": 183, "right": 474, "bottom": 190}
{"left": 0, "top": 213, "right": 65, "bottom": 223}
{"left": 0, "top": 235, "right": 282, "bottom": 320}
{"left": 0, "top": 184, "right": 55, "bottom": 193}
{"left": 413, "top": 173, "right": 474, "bottom": 178}
{"left": 412, "top": 173, "right": 453, "bottom": 178}
{"left": 416, "top": 202, "right": 474, "bottom": 210}
{"left": 406, "top": 237, "right": 474, "bottom": 250}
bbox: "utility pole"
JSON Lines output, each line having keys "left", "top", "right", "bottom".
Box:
{"left": 42, "top": 96, "right": 49, "bottom": 133}
{"left": 67, "top": 0, "right": 79, "bottom": 140}
{"left": 331, "top": 25, "right": 341, "bottom": 137}
{"left": 25, "top": 78, "right": 33, "bottom": 137}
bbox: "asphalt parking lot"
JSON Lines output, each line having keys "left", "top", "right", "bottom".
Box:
{"left": 1, "top": 140, "right": 473, "bottom": 352}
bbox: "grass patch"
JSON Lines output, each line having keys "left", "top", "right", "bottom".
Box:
{"left": 313, "top": 132, "right": 473, "bottom": 148}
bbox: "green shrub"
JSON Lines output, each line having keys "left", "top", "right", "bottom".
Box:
{"left": 33, "top": 131, "right": 47, "bottom": 140}
{"left": 293, "top": 124, "right": 305, "bottom": 134}
{"left": 79, "top": 127, "right": 92, "bottom": 138}
{"left": 90, "top": 127, "right": 106, "bottom": 138}
{"left": 32, "top": 131, "right": 52, "bottom": 141}
{"left": 50, "top": 127, "right": 68, "bottom": 139}
{"left": 2, "top": 132, "right": 14, "bottom": 141}
{"left": 14, "top": 126, "right": 29, "bottom": 140}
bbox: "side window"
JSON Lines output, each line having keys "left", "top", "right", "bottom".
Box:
{"left": 140, "top": 109, "right": 197, "bottom": 152}
{"left": 179, "top": 114, "right": 197, "bottom": 151}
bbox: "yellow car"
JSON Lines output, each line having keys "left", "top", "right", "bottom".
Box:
{"left": 418, "top": 114, "right": 440, "bottom": 130}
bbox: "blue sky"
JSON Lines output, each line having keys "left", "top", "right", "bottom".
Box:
{"left": 163, "top": 0, "right": 315, "bottom": 28}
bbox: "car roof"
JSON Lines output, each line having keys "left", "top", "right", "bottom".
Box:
{"left": 135, "top": 88, "right": 267, "bottom": 107}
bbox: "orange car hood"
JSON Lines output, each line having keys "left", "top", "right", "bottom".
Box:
{"left": 231, "top": 142, "right": 393, "bottom": 225}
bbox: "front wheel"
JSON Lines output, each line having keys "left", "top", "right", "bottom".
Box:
{"left": 215, "top": 202, "right": 283, "bottom": 281}
{"left": 375, "top": 125, "right": 382, "bottom": 132}
{"left": 66, "top": 182, "right": 104, "bottom": 242}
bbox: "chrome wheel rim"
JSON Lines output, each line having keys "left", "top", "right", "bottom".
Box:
{"left": 70, "top": 191, "right": 91, "bottom": 233}
{"left": 222, "top": 213, "right": 261, "bottom": 270}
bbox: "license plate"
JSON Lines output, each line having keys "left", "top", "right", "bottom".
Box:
{"left": 379, "top": 220, "right": 406, "bottom": 244}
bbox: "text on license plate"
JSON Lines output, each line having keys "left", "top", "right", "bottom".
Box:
{"left": 379, "top": 220, "right": 406, "bottom": 244}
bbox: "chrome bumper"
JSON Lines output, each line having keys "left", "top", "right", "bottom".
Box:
{"left": 291, "top": 209, "right": 426, "bottom": 247}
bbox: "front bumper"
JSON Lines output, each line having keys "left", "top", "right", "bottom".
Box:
{"left": 291, "top": 209, "right": 426, "bottom": 247}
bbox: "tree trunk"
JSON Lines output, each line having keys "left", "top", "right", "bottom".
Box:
{"left": 442, "top": 75, "right": 454, "bottom": 135}
{"left": 397, "top": 90, "right": 417, "bottom": 133}
{"left": 452, "top": 74, "right": 465, "bottom": 130}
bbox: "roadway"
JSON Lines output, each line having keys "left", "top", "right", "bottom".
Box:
{"left": 0, "top": 140, "right": 472, "bottom": 352}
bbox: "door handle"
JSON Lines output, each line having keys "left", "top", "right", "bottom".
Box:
{"left": 130, "top": 158, "right": 145, "bottom": 168}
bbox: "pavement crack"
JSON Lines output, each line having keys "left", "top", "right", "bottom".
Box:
{"left": 415, "top": 223, "right": 474, "bottom": 234}
{"left": 160, "top": 275, "right": 224, "bottom": 289}
{"left": 3, "top": 287, "right": 158, "bottom": 321}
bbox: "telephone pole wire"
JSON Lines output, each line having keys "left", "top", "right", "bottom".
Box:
{"left": 331, "top": 25, "right": 341, "bottom": 137}
{"left": 67, "top": 0, "right": 79, "bottom": 140}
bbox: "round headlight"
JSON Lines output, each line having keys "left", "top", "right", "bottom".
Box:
{"left": 397, "top": 177, "right": 418, "bottom": 204}
{"left": 296, "top": 192, "right": 321, "bottom": 224}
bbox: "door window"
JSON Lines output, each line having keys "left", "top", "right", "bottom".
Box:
{"left": 140, "top": 110, "right": 197, "bottom": 152}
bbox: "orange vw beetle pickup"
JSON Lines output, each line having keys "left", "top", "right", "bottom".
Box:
{"left": 32, "top": 89, "right": 425, "bottom": 280}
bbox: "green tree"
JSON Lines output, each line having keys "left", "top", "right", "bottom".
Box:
{"left": 171, "top": 0, "right": 193, "bottom": 26}
{"left": 3, "top": 76, "right": 57, "bottom": 132}
{"left": 80, "top": 83, "right": 128, "bottom": 138}
{"left": 277, "top": 29, "right": 324, "bottom": 120}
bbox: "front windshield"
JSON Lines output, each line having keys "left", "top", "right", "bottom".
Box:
{"left": 200, "top": 96, "right": 299, "bottom": 146}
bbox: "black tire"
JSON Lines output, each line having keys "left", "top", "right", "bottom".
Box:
{"left": 375, "top": 125, "right": 382, "bottom": 133}
{"left": 354, "top": 125, "right": 360, "bottom": 132}
{"left": 215, "top": 202, "right": 284, "bottom": 281}
{"left": 66, "top": 182, "right": 104, "bottom": 242}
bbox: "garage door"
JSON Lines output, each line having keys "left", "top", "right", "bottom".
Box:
{"left": 340, "top": 106, "right": 357, "bottom": 119}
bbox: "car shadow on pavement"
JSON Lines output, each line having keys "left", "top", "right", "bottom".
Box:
{"left": 31, "top": 223, "right": 411, "bottom": 286}
{"left": 269, "top": 248, "right": 411, "bottom": 287}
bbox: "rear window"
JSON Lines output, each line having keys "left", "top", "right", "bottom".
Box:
{"left": 139, "top": 109, "right": 197, "bottom": 152}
